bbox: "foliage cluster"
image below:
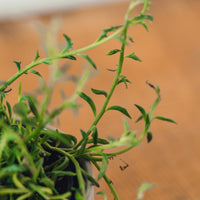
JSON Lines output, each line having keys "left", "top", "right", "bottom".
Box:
{"left": 0, "top": 0, "right": 175, "bottom": 199}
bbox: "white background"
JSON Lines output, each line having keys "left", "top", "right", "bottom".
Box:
{"left": 0, "top": 0, "right": 125, "bottom": 20}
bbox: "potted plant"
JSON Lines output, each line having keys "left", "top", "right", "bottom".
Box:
{"left": 0, "top": 0, "right": 176, "bottom": 199}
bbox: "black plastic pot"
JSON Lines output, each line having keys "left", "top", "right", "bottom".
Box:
{"left": 44, "top": 125, "right": 94, "bottom": 200}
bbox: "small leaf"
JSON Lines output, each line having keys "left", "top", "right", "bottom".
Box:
{"left": 106, "top": 49, "right": 121, "bottom": 55}
{"left": 91, "top": 126, "right": 98, "bottom": 145}
{"left": 43, "top": 60, "right": 51, "bottom": 65}
{"left": 63, "top": 55, "right": 76, "bottom": 60}
{"left": 29, "top": 70, "right": 42, "bottom": 77}
{"left": 50, "top": 171, "right": 77, "bottom": 177}
{"left": 135, "top": 115, "right": 143, "bottom": 123}
{"left": 144, "top": 114, "right": 151, "bottom": 131}
{"left": 26, "top": 96, "right": 39, "bottom": 119}
{"left": 77, "top": 129, "right": 88, "bottom": 155}
{"left": 123, "top": 118, "right": 130, "bottom": 133}
{"left": 136, "top": 182, "right": 156, "bottom": 200}
{"left": 114, "top": 35, "right": 128, "bottom": 45}
{"left": 78, "top": 91, "right": 96, "bottom": 116}
{"left": 154, "top": 116, "right": 177, "bottom": 124}
{"left": 96, "top": 191, "right": 107, "bottom": 200}
{"left": 133, "top": 14, "right": 153, "bottom": 22}
{"left": 97, "top": 25, "right": 122, "bottom": 41}
{"left": 98, "top": 153, "right": 108, "bottom": 180}
{"left": 106, "top": 68, "right": 117, "bottom": 72}
{"left": 63, "top": 34, "right": 73, "bottom": 52}
{"left": 13, "top": 102, "right": 29, "bottom": 117}
{"left": 117, "top": 75, "right": 131, "bottom": 88}
{"left": 126, "top": 52, "right": 142, "bottom": 62}
{"left": 81, "top": 169, "right": 100, "bottom": 187}
{"left": 134, "top": 104, "right": 146, "bottom": 117}
{"left": 128, "top": 35, "right": 134, "bottom": 43}
{"left": 91, "top": 88, "right": 107, "bottom": 97}
{"left": 33, "top": 50, "right": 40, "bottom": 62}
{"left": 146, "top": 80, "right": 156, "bottom": 89}
{"left": 147, "top": 131, "right": 153, "bottom": 143}
{"left": 41, "top": 129, "right": 77, "bottom": 147}
{"left": 6, "top": 101, "right": 12, "bottom": 119}
{"left": 81, "top": 129, "right": 87, "bottom": 139}
{"left": 138, "top": 21, "right": 149, "bottom": 32}
{"left": 14, "top": 61, "right": 21, "bottom": 72}
{"left": 107, "top": 105, "right": 132, "bottom": 119}
{"left": 78, "top": 54, "right": 97, "bottom": 70}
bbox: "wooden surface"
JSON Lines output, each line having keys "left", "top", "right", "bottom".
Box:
{"left": 0, "top": 0, "right": 200, "bottom": 199}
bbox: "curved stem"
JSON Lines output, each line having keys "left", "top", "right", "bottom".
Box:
{"left": 74, "top": 0, "right": 137, "bottom": 150}
{"left": 0, "top": 26, "right": 124, "bottom": 92}
{"left": 92, "top": 160, "right": 119, "bottom": 200}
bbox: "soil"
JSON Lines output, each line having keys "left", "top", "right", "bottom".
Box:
{"left": 0, "top": 0, "right": 200, "bottom": 199}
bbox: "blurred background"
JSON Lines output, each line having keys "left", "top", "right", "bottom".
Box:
{"left": 0, "top": 0, "right": 200, "bottom": 199}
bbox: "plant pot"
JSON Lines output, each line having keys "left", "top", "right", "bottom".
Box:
{"left": 45, "top": 125, "right": 94, "bottom": 200}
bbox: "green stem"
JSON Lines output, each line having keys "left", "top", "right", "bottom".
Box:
{"left": 92, "top": 160, "right": 119, "bottom": 200}
{"left": 0, "top": 26, "right": 124, "bottom": 92}
{"left": 74, "top": 0, "right": 137, "bottom": 150}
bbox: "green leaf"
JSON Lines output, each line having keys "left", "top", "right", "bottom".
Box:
{"left": 74, "top": 189, "right": 84, "bottom": 200}
{"left": 136, "top": 182, "right": 156, "bottom": 200}
{"left": 135, "top": 115, "right": 143, "bottom": 123}
{"left": 114, "top": 35, "right": 128, "bottom": 45}
{"left": 133, "top": 14, "right": 153, "bottom": 22}
{"left": 144, "top": 114, "right": 151, "bottom": 131}
{"left": 39, "top": 177, "right": 55, "bottom": 189}
{"left": 137, "top": 21, "right": 149, "bottom": 32}
{"left": 13, "top": 102, "right": 29, "bottom": 117}
{"left": 6, "top": 101, "right": 12, "bottom": 119}
{"left": 126, "top": 52, "right": 142, "bottom": 62}
{"left": 50, "top": 170, "right": 77, "bottom": 177}
{"left": 78, "top": 54, "right": 97, "bottom": 70}
{"left": 97, "top": 25, "right": 122, "bottom": 41}
{"left": 29, "top": 70, "right": 42, "bottom": 77}
{"left": 14, "top": 61, "right": 21, "bottom": 72}
{"left": 63, "top": 55, "right": 76, "bottom": 60}
{"left": 96, "top": 191, "right": 107, "bottom": 200}
{"left": 106, "top": 49, "right": 121, "bottom": 55}
{"left": 35, "top": 158, "right": 44, "bottom": 180}
{"left": 149, "top": 96, "right": 161, "bottom": 119}
{"left": 123, "top": 118, "right": 130, "bottom": 133}
{"left": 128, "top": 35, "right": 134, "bottom": 43}
{"left": 154, "top": 116, "right": 177, "bottom": 124}
{"left": 81, "top": 169, "right": 100, "bottom": 187}
{"left": 43, "top": 60, "right": 51, "bottom": 65}
{"left": 49, "top": 192, "right": 71, "bottom": 199}
{"left": 91, "top": 88, "right": 107, "bottom": 97}
{"left": 98, "top": 153, "right": 108, "bottom": 180}
{"left": 147, "top": 131, "right": 153, "bottom": 143}
{"left": 77, "top": 129, "right": 88, "bottom": 155}
{"left": 117, "top": 75, "right": 131, "bottom": 88}
{"left": 25, "top": 96, "right": 39, "bottom": 119}
{"left": 134, "top": 104, "right": 146, "bottom": 117}
{"left": 106, "top": 68, "right": 117, "bottom": 72}
{"left": 41, "top": 129, "right": 77, "bottom": 147}
{"left": 33, "top": 50, "right": 40, "bottom": 62}
{"left": 78, "top": 91, "right": 96, "bottom": 116}
{"left": 63, "top": 34, "right": 73, "bottom": 52}
{"left": 88, "top": 138, "right": 109, "bottom": 145}
{"left": 81, "top": 129, "right": 87, "bottom": 139}
{"left": 107, "top": 105, "right": 132, "bottom": 119}
{"left": 91, "top": 126, "right": 98, "bottom": 145}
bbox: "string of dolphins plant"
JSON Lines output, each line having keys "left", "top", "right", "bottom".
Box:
{"left": 0, "top": 0, "right": 176, "bottom": 199}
